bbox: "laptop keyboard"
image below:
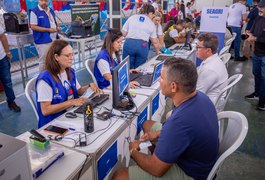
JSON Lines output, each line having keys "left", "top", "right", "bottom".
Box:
{"left": 130, "top": 72, "right": 142, "bottom": 81}
{"left": 74, "top": 94, "right": 110, "bottom": 114}
{"left": 155, "top": 55, "right": 171, "bottom": 61}
{"left": 134, "top": 74, "right": 153, "bottom": 87}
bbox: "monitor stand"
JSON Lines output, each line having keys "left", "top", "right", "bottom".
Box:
{"left": 113, "top": 91, "right": 135, "bottom": 111}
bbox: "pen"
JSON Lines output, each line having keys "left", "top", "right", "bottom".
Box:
{"left": 69, "top": 128, "right": 76, "bottom": 131}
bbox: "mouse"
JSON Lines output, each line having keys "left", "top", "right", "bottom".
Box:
{"left": 65, "top": 112, "right": 78, "bottom": 119}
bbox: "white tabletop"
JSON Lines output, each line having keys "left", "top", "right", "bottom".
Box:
{"left": 38, "top": 92, "right": 149, "bottom": 156}
{"left": 17, "top": 132, "right": 89, "bottom": 180}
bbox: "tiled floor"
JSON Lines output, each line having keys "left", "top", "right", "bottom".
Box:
{"left": 0, "top": 53, "right": 264, "bottom": 179}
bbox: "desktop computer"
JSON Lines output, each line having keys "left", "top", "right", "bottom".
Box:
{"left": 0, "top": 133, "right": 32, "bottom": 180}
{"left": 112, "top": 56, "right": 135, "bottom": 111}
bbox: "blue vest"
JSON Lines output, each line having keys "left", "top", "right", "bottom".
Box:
{"left": 31, "top": 7, "right": 56, "bottom": 44}
{"left": 94, "top": 49, "right": 118, "bottom": 89}
{"left": 36, "top": 69, "right": 79, "bottom": 128}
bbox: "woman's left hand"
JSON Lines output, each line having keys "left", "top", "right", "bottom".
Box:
{"left": 90, "top": 83, "right": 103, "bottom": 94}
{"left": 130, "top": 81, "right": 140, "bottom": 88}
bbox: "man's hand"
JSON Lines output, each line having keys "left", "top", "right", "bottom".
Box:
{"left": 129, "top": 140, "right": 140, "bottom": 151}
{"left": 6, "top": 52, "right": 12, "bottom": 59}
{"left": 49, "top": 28, "right": 57, "bottom": 33}
{"left": 246, "top": 33, "right": 256, "bottom": 42}
{"left": 140, "top": 131, "right": 159, "bottom": 142}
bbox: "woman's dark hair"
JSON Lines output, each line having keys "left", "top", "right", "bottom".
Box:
{"left": 180, "top": 3, "right": 186, "bottom": 19}
{"left": 102, "top": 28, "right": 123, "bottom": 66}
{"left": 139, "top": 3, "right": 155, "bottom": 15}
{"left": 45, "top": 39, "right": 71, "bottom": 82}
{"left": 163, "top": 20, "right": 175, "bottom": 32}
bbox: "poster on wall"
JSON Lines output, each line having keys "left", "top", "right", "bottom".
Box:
{"left": 70, "top": 4, "right": 100, "bottom": 36}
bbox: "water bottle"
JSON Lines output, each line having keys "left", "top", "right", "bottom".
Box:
{"left": 83, "top": 102, "right": 94, "bottom": 133}
{"left": 3, "top": 0, "right": 21, "bottom": 13}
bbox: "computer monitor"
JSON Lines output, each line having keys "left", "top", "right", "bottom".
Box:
{"left": 152, "top": 61, "right": 163, "bottom": 84}
{"left": 184, "top": 29, "right": 192, "bottom": 50}
{"left": 112, "top": 56, "right": 134, "bottom": 111}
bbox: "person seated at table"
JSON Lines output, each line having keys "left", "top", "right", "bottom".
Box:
{"left": 94, "top": 28, "right": 140, "bottom": 89}
{"left": 112, "top": 57, "right": 219, "bottom": 180}
{"left": 36, "top": 39, "right": 101, "bottom": 128}
{"left": 164, "top": 20, "right": 186, "bottom": 48}
{"left": 196, "top": 33, "right": 228, "bottom": 109}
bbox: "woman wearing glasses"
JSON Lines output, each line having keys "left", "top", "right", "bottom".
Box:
{"left": 94, "top": 29, "right": 140, "bottom": 89}
{"left": 36, "top": 39, "right": 101, "bottom": 127}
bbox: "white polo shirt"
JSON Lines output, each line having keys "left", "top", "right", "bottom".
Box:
{"left": 0, "top": 27, "right": 6, "bottom": 60}
{"left": 156, "top": 24, "right": 163, "bottom": 36}
{"left": 30, "top": 5, "right": 57, "bottom": 40}
{"left": 122, "top": 14, "right": 157, "bottom": 41}
{"left": 227, "top": 2, "right": 247, "bottom": 27}
{"left": 196, "top": 53, "right": 228, "bottom": 105}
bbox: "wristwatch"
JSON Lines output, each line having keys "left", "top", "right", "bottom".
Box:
{"left": 6, "top": 52, "right": 11, "bottom": 55}
{"left": 130, "top": 148, "right": 138, "bottom": 156}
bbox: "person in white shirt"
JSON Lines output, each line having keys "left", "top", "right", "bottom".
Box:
{"left": 30, "top": 0, "right": 60, "bottom": 72}
{"left": 227, "top": 0, "right": 247, "bottom": 61}
{"left": 36, "top": 40, "right": 101, "bottom": 127}
{"left": 163, "top": 20, "right": 185, "bottom": 48}
{"left": 151, "top": 0, "right": 158, "bottom": 10}
{"left": 185, "top": 2, "right": 193, "bottom": 20}
{"left": 0, "top": 27, "right": 21, "bottom": 112}
{"left": 122, "top": 3, "right": 161, "bottom": 69}
{"left": 152, "top": 11, "right": 164, "bottom": 48}
{"left": 196, "top": 33, "right": 228, "bottom": 111}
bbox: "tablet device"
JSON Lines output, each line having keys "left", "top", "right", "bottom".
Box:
{"left": 44, "top": 125, "right": 68, "bottom": 135}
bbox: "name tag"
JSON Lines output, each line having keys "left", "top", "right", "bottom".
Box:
{"left": 38, "top": 16, "right": 45, "bottom": 19}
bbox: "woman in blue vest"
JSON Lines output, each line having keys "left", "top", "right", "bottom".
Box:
{"left": 94, "top": 28, "right": 139, "bottom": 89}
{"left": 36, "top": 40, "right": 101, "bottom": 128}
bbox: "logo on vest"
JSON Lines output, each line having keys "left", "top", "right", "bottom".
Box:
{"left": 53, "top": 88, "right": 62, "bottom": 99}
{"left": 139, "top": 16, "right": 145, "bottom": 22}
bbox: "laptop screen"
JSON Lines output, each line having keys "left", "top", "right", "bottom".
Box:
{"left": 184, "top": 29, "right": 192, "bottom": 47}
{"left": 152, "top": 62, "right": 163, "bottom": 84}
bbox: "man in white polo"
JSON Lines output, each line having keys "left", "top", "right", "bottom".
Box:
{"left": 227, "top": 0, "right": 247, "bottom": 61}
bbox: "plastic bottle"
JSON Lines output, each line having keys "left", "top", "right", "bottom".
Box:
{"left": 83, "top": 102, "right": 94, "bottom": 133}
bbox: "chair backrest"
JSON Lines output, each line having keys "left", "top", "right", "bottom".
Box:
{"left": 85, "top": 59, "right": 98, "bottom": 86}
{"left": 207, "top": 111, "right": 248, "bottom": 180}
{"left": 214, "top": 74, "right": 243, "bottom": 112}
{"left": 219, "top": 45, "right": 230, "bottom": 56}
{"left": 225, "top": 38, "right": 234, "bottom": 47}
{"left": 25, "top": 77, "right": 38, "bottom": 121}
{"left": 219, "top": 53, "right": 231, "bottom": 67}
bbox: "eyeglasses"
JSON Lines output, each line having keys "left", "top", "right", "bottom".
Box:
{"left": 61, "top": 53, "right": 73, "bottom": 58}
{"left": 196, "top": 46, "right": 207, "bottom": 50}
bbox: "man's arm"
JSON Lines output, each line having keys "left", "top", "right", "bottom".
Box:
{"left": 31, "top": 24, "right": 57, "bottom": 33}
{"left": 0, "top": 33, "right": 12, "bottom": 59}
{"left": 131, "top": 148, "right": 172, "bottom": 177}
{"left": 242, "top": 13, "right": 247, "bottom": 22}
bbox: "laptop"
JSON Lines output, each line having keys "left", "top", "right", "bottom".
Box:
{"left": 130, "top": 62, "right": 163, "bottom": 87}
{"left": 172, "top": 29, "right": 192, "bottom": 51}
{"left": 155, "top": 55, "right": 173, "bottom": 61}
